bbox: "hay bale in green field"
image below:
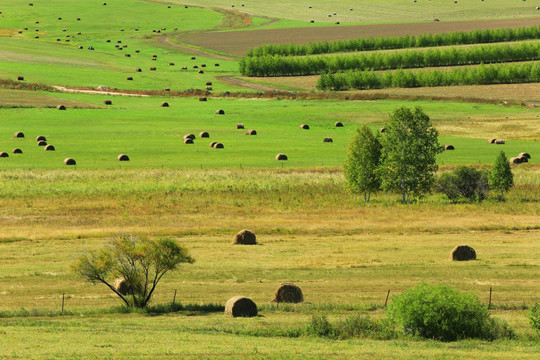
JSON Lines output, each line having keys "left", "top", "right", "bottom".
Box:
{"left": 12, "top": 148, "right": 23, "bottom": 154}
{"left": 63, "top": 158, "right": 76, "bottom": 165}
{"left": 117, "top": 154, "right": 129, "bottom": 161}
{"left": 276, "top": 153, "right": 288, "bottom": 160}
{"left": 450, "top": 245, "right": 476, "bottom": 261}
{"left": 14, "top": 132, "right": 24, "bottom": 138}
{"left": 225, "top": 296, "right": 257, "bottom": 317}
{"left": 272, "top": 283, "right": 304, "bottom": 303}
{"left": 233, "top": 229, "right": 256, "bottom": 245}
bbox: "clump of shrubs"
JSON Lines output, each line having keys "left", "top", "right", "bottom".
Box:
{"left": 436, "top": 166, "right": 489, "bottom": 202}
{"left": 388, "top": 282, "right": 513, "bottom": 341}
{"left": 530, "top": 301, "right": 540, "bottom": 332}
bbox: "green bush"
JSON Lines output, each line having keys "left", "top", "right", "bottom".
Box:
{"left": 388, "top": 282, "right": 512, "bottom": 341}
{"left": 436, "top": 166, "right": 489, "bottom": 202}
{"left": 529, "top": 301, "right": 540, "bottom": 332}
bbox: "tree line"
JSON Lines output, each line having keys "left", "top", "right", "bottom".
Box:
{"left": 246, "top": 25, "right": 540, "bottom": 57}
{"left": 317, "top": 62, "right": 540, "bottom": 90}
{"left": 346, "top": 107, "right": 514, "bottom": 203}
{"left": 239, "top": 42, "right": 540, "bottom": 77}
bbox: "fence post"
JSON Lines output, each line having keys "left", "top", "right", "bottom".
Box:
{"left": 384, "top": 290, "right": 391, "bottom": 307}
{"left": 172, "top": 289, "right": 177, "bottom": 307}
{"left": 488, "top": 287, "right": 492, "bottom": 309}
{"left": 61, "top": 294, "right": 65, "bottom": 314}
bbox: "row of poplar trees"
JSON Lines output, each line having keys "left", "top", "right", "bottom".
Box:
{"left": 344, "top": 106, "right": 514, "bottom": 203}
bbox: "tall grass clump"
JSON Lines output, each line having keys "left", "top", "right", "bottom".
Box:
{"left": 305, "top": 315, "right": 396, "bottom": 340}
{"left": 317, "top": 61, "right": 540, "bottom": 90}
{"left": 246, "top": 25, "right": 540, "bottom": 57}
{"left": 388, "top": 282, "right": 514, "bottom": 341}
{"left": 241, "top": 42, "right": 540, "bottom": 76}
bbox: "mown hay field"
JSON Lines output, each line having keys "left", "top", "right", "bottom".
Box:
{"left": 177, "top": 0, "right": 540, "bottom": 26}
{"left": 0, "top": 91, "right": 538, "bottom": 169}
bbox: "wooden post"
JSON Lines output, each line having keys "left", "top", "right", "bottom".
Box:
{"left": 61, "top": 294, "right": 65, "bottom": 314}
{"left": 172, "top": 289, "right": 177, "bottom": 307}
{"left": 488, "top": 287, "right": 492, "bottom": 309}
{"left": 385, "top": 290, "right": 390, "bottom": 307}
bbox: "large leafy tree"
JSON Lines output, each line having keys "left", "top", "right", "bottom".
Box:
{"left": 378, "top": 106, "right": 443, "bottom": 203}
{"left": 344, "top": 125, "right": 382, "bottom": 202}
{"left": 72, "top": 234, "right": 194, "bottom": 308}
{"left": 488, "top": 151, "right": 514, "bottom": 200}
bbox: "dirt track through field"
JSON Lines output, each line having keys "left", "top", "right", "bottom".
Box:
{"left": 218, "top": 76, "right": 291, "bottom": 93}
{"left": 156, "top": 35, "right": 235, "bottom": 61}
{"left": 181, "top": 17, "right": 540, "bottom": 56}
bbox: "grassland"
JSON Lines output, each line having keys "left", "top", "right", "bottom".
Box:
{"left": 177, "top": 0, "right": 540, "bottom": 25}
{"left": 0, "top": 0, "right": 539, "bottom": 359}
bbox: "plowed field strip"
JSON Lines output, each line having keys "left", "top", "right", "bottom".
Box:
{"left": 182, "top": 17, "right": 540, "bottom": 56}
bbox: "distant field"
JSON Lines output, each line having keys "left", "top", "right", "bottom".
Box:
{"left": 181, "top": 18, "right": 540, "bottom": 56}
{"left": 177, "top": 0, "right": 540, "bottom": 25}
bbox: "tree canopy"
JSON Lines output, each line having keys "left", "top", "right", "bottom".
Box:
{"left": 72, "top": 234, "right": 194, "bottom": 308}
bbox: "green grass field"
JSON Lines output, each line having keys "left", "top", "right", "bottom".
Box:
{"left": 0, "top": 0, "right": 539, "bottom": 359}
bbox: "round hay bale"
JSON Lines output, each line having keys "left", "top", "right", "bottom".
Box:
{"left": 183, "top": 134, "right": 195, "bottom": 140}
{"left": 150, "top": 67, "right": 156, "bottom": 71}
{"left": 495, "top": 139, "right": 505, "bottom": 144}
{"left": 37, "top": 140, "right": 47, "bottom": 146}
{"left": 216, "top": 109, "right": 225, "bottom": 115}
{"left": 233, "top": 229, "right": 256, "bottom": 245}
{"left": 272, "top": 283, "right": 304, "bottom": 303}
{"left": 191, "top": 56, "right": 196, "bottom": 60}
{"left": 209, "top": 141, "right": 217, "bottom": 148}
{"left": 0, "top": 152, "right": 9, "bottom": 158}
{"left": 519, "top": 156, "right": 528, "bottom": 163}
{"left": 114, "top": 277, "right": 129, "bottom": 295}
{"left": 214, "top": 63, "right": 220, "bottom": 67}
{"left": 78, "top": 46, "right": 83, "bottom": 49}
{"left": 57, "top": 105, "right": 66, "bottom": 110}
{"left": 335, "top": 121, "right": 344, "bottom": 127}
{"left": 224, "top": 296, "right": 257, "bottom": 318}
{"left": 12, "top": 148, "right": 23, "bottom": 154}
{"left": 444, "top": 144, "right": 454, "bottom": 150}
{"left": 127, "top": 76, "right": 133, "bottom": 81}
{"left": 246, "top": 129, "right": 257, "bottom": 135}
{"left": 136, "top": 68, "right": 142, "bottom": 72}
{"left": 117, "top": 154, "right": 129, "bottom": 161}
{"left": 161, "top": 102, "right": 169, "bottom": 107}
{"left": 199, "top": 97, "right": 207, "bottom": 102}
{"left": 36, "top": 135, "right": 46, "bottom": 142}
{"left": 236, "top": 123, "right": 244, "bottom": 129}
{"left": 518, "top": 152, "right": 531, "bottom": 159}
{"left": 199, "top": 131, "right": 209, "bottom": 138}
{"left": 201, "top": 64, "right": 206, "bottom": 68}
{"left": 450, "top": 245, "right": 476, "bottom": 261}
{"left": 169, "top": 62, "right": 175, "bottom": 66}
{"left": 509, "top": 157, "right": 522, "bottom": 164}
{"left": 206, "top": 86, "right": 212, "bottom": 91}
{"left": 17, "top": 76, "right": 24, "bottom": 81}
{"left": 380, "top": 127, "right": 386, "bottom": 133}
{"left": 323, "top": 137, "right": 333, "bottom": 143}
{"left": 104, "top": 100, "right": 112, "bottom": 105}
{"left": 163, "top": 88, "right": 170, "bottom": 92}
{"left": 198, "top": 70, "right": 204, "bottom": 74}
{"left": 213, "top": 142, "right": 224, "bottom": 149}
{"left": 206, "top": 82, "right": 213, "bottom": 86}
{"left": 181, "top": 66, "right": 188, "bottom": 70}
{"left": 193, "top": 65, "right": 198, "bottom": 69}
{"left": 44, "top": 144, "right": 55, "bottom": 151}
{"left": 300, "top": 124, "right": 309, "bottom": 130}
{"left": 183, "top": 138, "right": 194, "bottom": 144}
{"left": 488, "top": 138, "right": 496, "bottom": 144}
{"left": 276, "top": 153, "right": 288, "bottom": 161}
{"left": 63, "top": 158, "right": 76, "bottom": 165}
{"left": 14, "top": 132, "right": 25, "bottom": 138}
{"left": 125, "top": 54, "right": 130, "bottom": 57}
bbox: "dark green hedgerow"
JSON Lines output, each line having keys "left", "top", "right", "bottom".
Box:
{"left": 240, "top": 42, "right": 540, "bottom": 77}
{"left": 317, "top": 62, "right": 540, "bottom": 90}
{"left": 246, "top": 25, "right": 540, "bottom": 57}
